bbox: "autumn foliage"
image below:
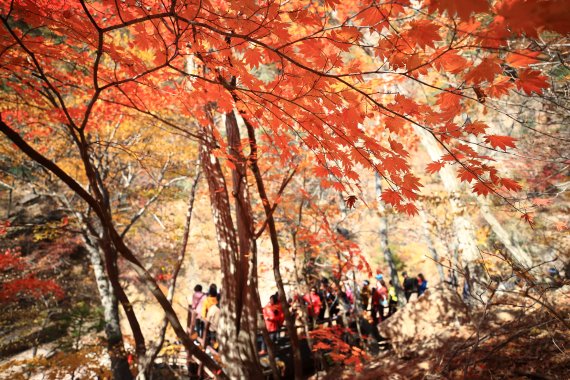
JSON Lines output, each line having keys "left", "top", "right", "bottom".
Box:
{"left": 1, "top": 0, "right": 568, "bottom": 217}
{"left": 0, "top": 0, "right": 569, "bottom": 378}
{"left": 0, "top": 222, "right": 64, "bottom": 304}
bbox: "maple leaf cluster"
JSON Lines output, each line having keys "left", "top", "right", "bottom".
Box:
{"left": 0, "top": 0, "right": 567, "bottom": 217}
{"left": 0, "top": 243, "right": 64, "bottom": 304}
{"left": 309, "top": 326, "right": 368, "bottom": 371}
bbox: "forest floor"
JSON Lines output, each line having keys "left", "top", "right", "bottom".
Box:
{"left": 1, "top": 283, "right": 569, "bottom": 379}
{"left": 325, "top": 284, "right": 570, "bottom": 380}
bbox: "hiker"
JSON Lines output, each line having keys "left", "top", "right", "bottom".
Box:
{"left": 417, "top": 273, "right": 428, "bottom": 296}
{"left": 360, "top": 280, "right": 371, "bottom": 311}
{"left": 204, "top": 296, "right": 220, "bottom": 350}
{"left": 371, "top": 275, "right": 387, "bottom": 324}
{"left": 190, "top": 284, "right": 206, "bottom": 337}
{"left": 387, "top": 280, "right": 398, "bottom": 317}
{"left": 303, "top": 286, "right": 322, "bottom": 326}
{"left": 317, "top": 278, "right": 329, "bottom": 321}
{"left": 289, "top": 293, "right": 301, "bottom": 322}
{"left": 327, "top": 283, "right": 341, "bottom": 322}
{"left": 202, "top": 284, "right": 218, "bottom": 320}
{"left": 336, "top": 281, "right": 354, "bottom": 326}
{"left": 263, "top": 294, "right": 285, "bottom": 345}
{"left": 348, "top": 310, "right": 383, "bottom": 351}
{"left": 376, "top": 277, "right": 388, "bottom": 321}
{"left": 547, "top": 267, "right": 563, "bottom": 287}
{"left": 370, "top": 286, "right": 380, "bottom": 324}
{"left": 402, "top": 271, "right": 418, "bottom": 302}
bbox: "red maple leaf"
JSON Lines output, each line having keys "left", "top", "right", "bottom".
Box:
{"left": 458, "top": 168, "right": 478, "bottom": 183}
{"left": 407, "top": 20, "right": 441, "bottom": 49}
{"left": 426, "top": 161, "right": 445, "bottom": 174}
{"left": 396, "top": 202, "right": 418, "bottom": 216}
{"left": 464, "top": 57, "right": 503, "bottom": 84}
{"left": 500, "top": 178, "right": 521, "bottom": 192}
{"left": 464, "top": 121, "right": 488, "bottom": 136}
{"left": 484, "top": 135, "right": 517, "bottom": 151}
{"left": 516, "top": 69, "right": 549, "bottom": 95}
{"left": 345, "top": 195, "right": 358, "bottom": 209}
{"left": 472, "top": 182, "right": 492, "bottom": 196}
{"left": 426, "top": 0, "right": 489, "bottom": 20}
{"left": 381, "top": 189, "right": 403, "bottom": 206}
{"left": 520, "top": 213, "right": 535, "bottom": 227}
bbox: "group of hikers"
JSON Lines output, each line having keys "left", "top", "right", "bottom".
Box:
{"left": 186, "top": 271, "right": 430, "bottom": 357}
{"left": 188, "top": 283, "right": 221, "bottom": 349}
{"left": 298, "top": 271, "right": 428, "bottom": 328}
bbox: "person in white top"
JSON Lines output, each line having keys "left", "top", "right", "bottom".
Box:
{"left": 205, "top": 302, "right": 221, "bottom": 349}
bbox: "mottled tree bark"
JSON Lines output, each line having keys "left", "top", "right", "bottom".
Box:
{"left": 82, "top": 235, "right": 133, "bottom": 380}
{"left": 198, "top": 114, "right": 263, "bottom": 379}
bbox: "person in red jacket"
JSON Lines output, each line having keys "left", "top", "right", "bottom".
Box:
{"left": 261, "top": 294, "right": 284, "bottom": 354}
{"left": 371, "top": 275, "right": 388, "bottom": 325}
{"left": 303, "top": 287, "right": 322, "bottom": 327}
{"left": 263, "top": 294, "right": 285, "bottom": 333}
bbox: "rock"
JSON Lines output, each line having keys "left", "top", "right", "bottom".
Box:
{"left": 0, "top": 318, "right": 68, "bottom": 358}
{"left": 379, "top": 285, "right": 473, "bottom": 357}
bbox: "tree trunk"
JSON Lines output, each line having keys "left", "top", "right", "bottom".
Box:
{"left": 198, "top": 114, "right": 263, "bottom": 379}
{"left": 82, "top": 234, "right": 133, "bottom": 380}
{"left": 245, "top": 116, "right": 304, "bottom": 380}
{"left": 374, "top": 173, "right": 404, "bottom": 303}
{"left": 61, "top": 193, "right": 138, "bottom": 380}
{"left": 0, "top": 120, "right": 224, "bottom": 377}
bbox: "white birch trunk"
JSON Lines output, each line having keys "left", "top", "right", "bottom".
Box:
{"left": 415, "top": 127, "right": 486, "bottom": 303}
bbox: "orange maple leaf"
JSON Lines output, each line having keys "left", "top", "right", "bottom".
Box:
{"left": 505, "top": 50, "right": 541, "bottom": 68}
{"left": 555, "top": 221, "right": 567, "bottom": 232}
{"left": 433, "top": 49, "right": 468, "bottom": 74}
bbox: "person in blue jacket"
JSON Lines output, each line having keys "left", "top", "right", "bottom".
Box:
{"left": 417, "top": 273, "right": 428, "bottom": 296}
